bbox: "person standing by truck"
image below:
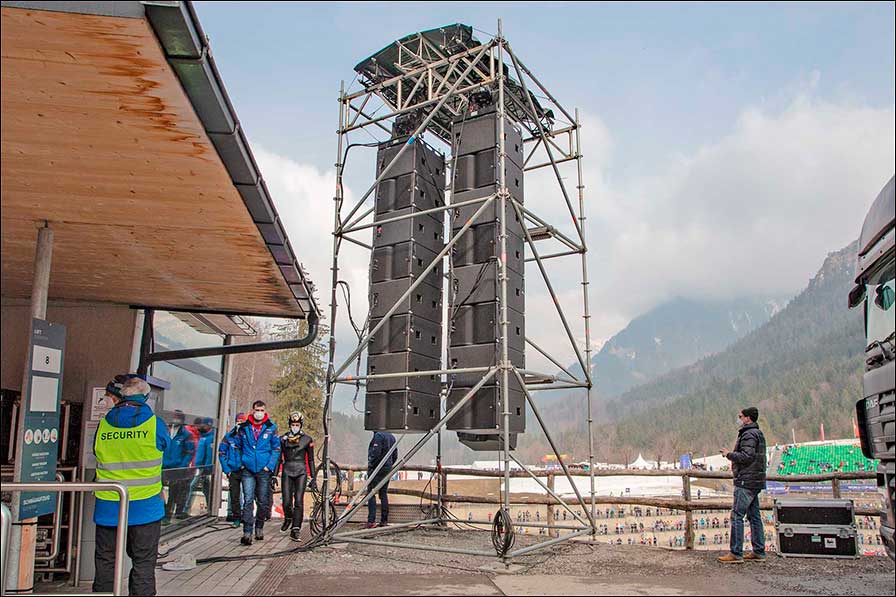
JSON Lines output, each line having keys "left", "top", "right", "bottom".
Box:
{"left": 718, "top": 407, "right": 767, "bottom": 564}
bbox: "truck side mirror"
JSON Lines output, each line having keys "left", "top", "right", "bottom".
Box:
{"left": 848, "top": 284, "right": 865, "bottom": 309}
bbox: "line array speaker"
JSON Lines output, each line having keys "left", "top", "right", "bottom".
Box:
{"left": 365, "top": 137, "right": 446, "bottom": 433}
{"left": 447, "top": 106, "right": 526, "bottom": 448}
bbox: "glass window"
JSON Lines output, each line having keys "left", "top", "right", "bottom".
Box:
{"left": 153, "top": 311, "right": 224, "bottom": 371}
{"left": 150, "top": 311, "right": 224, "bottom": 528}
{"left": 866, "top": 278, "right": 896, "bottom": 348}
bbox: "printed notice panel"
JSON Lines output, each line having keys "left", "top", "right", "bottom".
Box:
{"left": 17, "top": 319, "right": 65, "bottom": 520}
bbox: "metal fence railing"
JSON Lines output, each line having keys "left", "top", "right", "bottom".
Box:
{"left": 1, "top": 482, "right": 128, "bottom": 597}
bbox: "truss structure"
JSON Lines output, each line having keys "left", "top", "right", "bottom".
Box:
{"left": 319, "top": 21, "right": 597, "bottom": 562}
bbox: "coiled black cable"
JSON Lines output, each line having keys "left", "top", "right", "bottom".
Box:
{"left": 491, "top": 508, "right": 515, "bottom": 556}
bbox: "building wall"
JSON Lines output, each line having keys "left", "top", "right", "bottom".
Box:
{"left": 0, "top": 298, "right": 137, "bottom": 402}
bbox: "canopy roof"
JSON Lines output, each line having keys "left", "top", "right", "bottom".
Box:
{"left": 1, "top": 2, "right": 318, "bottom": 318}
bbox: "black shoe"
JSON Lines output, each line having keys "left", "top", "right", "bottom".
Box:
{"left": 255, "top": 528, "right": 264, "bottom": 541}
{"left": 290, "top": 528, "right": 302, "bottom": 541}
{"left": 240, "top": 534, "right": 253, "bottom": 546}
{"left": 280, "top": 518, "right": 292, "bottom": 533}
{"left": 378, "top": 521, "right": 388, "bottom": 528}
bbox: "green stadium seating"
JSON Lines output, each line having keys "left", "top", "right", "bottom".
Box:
{"left": 776, "top": 444, "right": 877, "bottom": 476}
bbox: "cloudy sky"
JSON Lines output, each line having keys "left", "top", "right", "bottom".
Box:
{"left": 193, "top": 1, "right": 895, "bottom": 385}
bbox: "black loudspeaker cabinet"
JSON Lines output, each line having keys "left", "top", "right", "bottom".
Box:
{"left": 365, "top": 389, "right": 440, "bottom": 433}
{"left": 453, "top": 150, "right": 524, "bottom": 199}
{"left": 371, "top": 241, "right": 443, "bottom": 287}
{"left": 452, "top": 223, "right": 524, "bottom": 273}
{"left": 374, "top": 210, "right": 444, "bottom": 254}
{"left": 446, "top": 381, "right": 526, "bottom": 434}
{"left": 450, "top": 302, "right": 525, "bottom": 351}
{"left": 377, "top": 138, "right": 445, "bottom": 191}
{"left": 375, "top": 174, "right": 443, "bottom": 215}
{"left": 457, "top": 432, "right": 518, "bottom": 452}
{"left": 449, "top": 346, "right": 525, "bottom": 387}
{"left": 451, "top": 262, "right": 525, "bottom": 314}
{"left": 451, "top": 187, "right": 525, "bottom": 239}
{"left": 368, "top": 314, "right": 441, "bottom": 360}
{"left": 369, "top": 278, "right": 442, "bottom": 322}
{"left": 452, "top": 107, "right": 524, "bottom": 169}
{"left": 367, "top": 353, "right": 441, "bottom": 394}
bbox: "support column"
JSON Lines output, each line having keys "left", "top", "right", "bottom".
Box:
{"left": 7, "top": 223, "right": 54, "bottom": 594}
{"left": 212, "top": 335, "right": 235, "bottom": 518}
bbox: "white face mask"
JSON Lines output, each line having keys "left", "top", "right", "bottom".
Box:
{"left": 290, "top": 425, "right": 301, "bottom": 434}
{"left": 737, "top": 417, "right": 745, "bottom": 428}
{"left": 253, "top": 411, "right": 265, "bottom": 421}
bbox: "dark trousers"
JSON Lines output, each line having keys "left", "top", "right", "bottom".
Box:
{"left": 366, "top": 477, "right": 390, "bottom": 524}
{"left": 241, "top": 470, "right": 272, "bottom": 533}
{"left": 94, "top": 521, "right": 161, "bottom": 596}
{"left": 227, "top": 471, "right": 243, "bottom": 520}
{"left": 164, "top": 470, "right": 193, "bottom": 518}
{"left": 282, "top": 474, "right": 308, "bottom": 529}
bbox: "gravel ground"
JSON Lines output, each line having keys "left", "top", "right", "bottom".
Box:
{"left": 283, "top": 527, "right": 895, "bottom": 596}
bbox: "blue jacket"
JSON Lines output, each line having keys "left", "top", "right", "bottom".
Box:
{"left": 196, "top": 429, "right": 215, "bottom": 469}
{"left": 162, "top": 425, "right": 195, "bottom": 469}
{"left": 218, "top": 426, "right": 242, "bottom": 474}
{"left": 93, "top": 399, "right": 170, "bottom": 527}
{"left": 368, "top": 431, "right": 397, "bottom": 476}
{"left": 237, "top": 417, "right": 280, "bottom": 474}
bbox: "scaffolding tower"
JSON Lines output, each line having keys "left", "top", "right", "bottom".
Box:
{"left": 319, "top": 20, "right": 597, "bottom": 561}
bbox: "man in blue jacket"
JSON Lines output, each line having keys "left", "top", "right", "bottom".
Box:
{"left": 162, "top": 409, "right": 195, "bottom": 522}
{"left": 93, "top": 375, "right": 170, "bottom": 596}
{"left": 366, "top": 431, "right": 397, "bottom": 528}
{"left": 237, "top": 400, "right": 280, "bottom": 545}
{"left": 218, "top": 412, "right": 247, "bottom": 526}
{"left": 186, "top": 417, "right": 215, "bottom": 516}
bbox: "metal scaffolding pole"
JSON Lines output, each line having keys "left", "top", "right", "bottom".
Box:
{"left": 496, "top": 20, "right": 513, "bottom": 563}
{"left": 576, "top": 107, "right": 598, "bottom": 530}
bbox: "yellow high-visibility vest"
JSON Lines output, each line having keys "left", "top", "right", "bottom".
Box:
{"left": 94, "top": 415, "right": 162, "bottom": 502}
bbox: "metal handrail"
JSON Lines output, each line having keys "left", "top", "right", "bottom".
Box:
{"left": 2, "top": 482, "right": 128, "bottom": 596}
{"left": 1, "top": 503, "right": 11, "bottom": 597}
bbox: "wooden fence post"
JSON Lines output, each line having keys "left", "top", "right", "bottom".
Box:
{"left": 547, "top": 474, "right": 556, "bottom": 537}
{"left": 832, "top": 478, "right": 841, "bottom": 499}
{"left": 683, "top": 474, "right": 694, "bottom": 550}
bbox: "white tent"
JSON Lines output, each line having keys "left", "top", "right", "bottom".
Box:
{"left": 629, "top": 454, "right": 653, "bottom": 470}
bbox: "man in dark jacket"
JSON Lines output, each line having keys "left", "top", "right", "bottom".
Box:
{"left": 366, "top": 431, "right": 397, "bottom": 528}
{"left": 718, "top": 406, "right": 767, "bottom": 563}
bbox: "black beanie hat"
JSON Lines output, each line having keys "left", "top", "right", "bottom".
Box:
{"left": 741, "top": 407, "right": 759, "bottom": 423}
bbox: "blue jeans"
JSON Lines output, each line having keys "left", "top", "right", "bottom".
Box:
{"left": 241, "top": 470, "right": 272, "bottom": 534}
{"left": 366, "top": 477, "right": 390, "bottom": 524}
{"left": 730, "top": 486, "right": 765, "bottom": 557}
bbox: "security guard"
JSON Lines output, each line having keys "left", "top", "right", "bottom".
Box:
{"left": 94, "top": 375, "right": 170, "bottom": 596}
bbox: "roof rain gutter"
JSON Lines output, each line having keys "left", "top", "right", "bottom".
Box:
{"left": 138, "top": 309, "right": 319, "bottom": 374}
{"left": 142, "top": 0, "right": 319, "bottom": 320}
